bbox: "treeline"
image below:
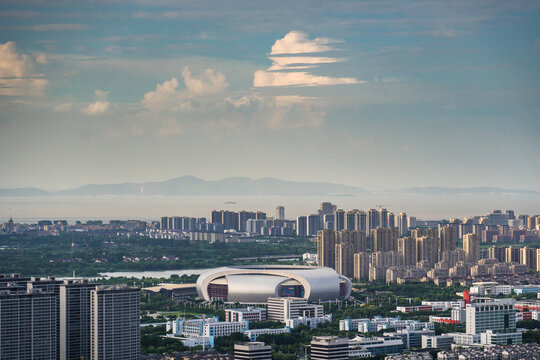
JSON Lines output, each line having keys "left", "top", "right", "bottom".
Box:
{"left": 0, "top": 233, "right": 316, "bottom": 276}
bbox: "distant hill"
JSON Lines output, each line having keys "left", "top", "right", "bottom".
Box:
{"left": 0, "top": 176, "right": 368, "bottom": 197}
{"left": 2, "top": 179, "right": 536, "bottom": 197}
{"left": 401, "top": 186, "right": 538, "bottom": 195}
{"left": 0, "top": 187, "right": 50, "bottom": 196}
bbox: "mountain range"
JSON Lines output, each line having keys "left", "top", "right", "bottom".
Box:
{"left": 0, "top": 176, "right": 536, "bottom": 196}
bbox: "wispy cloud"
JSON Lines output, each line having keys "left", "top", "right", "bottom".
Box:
{"left": 270, "top": 30, "right": 340, "bottom": 55}
{"left": 8, "top": 23, "right": 88, "bottom": 31}
{"left": 254, "top": 70, "right": 362, "bottom": 87}
{"left": 254, "top": 31, "right": 362, "bottom": 87}
{"left": 267, "top": 56, "right": 345, "bottom": 71}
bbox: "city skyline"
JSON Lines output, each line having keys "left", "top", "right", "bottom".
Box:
{"left": 1, "top": 1, "right": 539, "bottom": 191}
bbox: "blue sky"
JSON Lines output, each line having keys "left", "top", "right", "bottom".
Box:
{"left": 0, "top": 0, "right": 539, "bottom": 191}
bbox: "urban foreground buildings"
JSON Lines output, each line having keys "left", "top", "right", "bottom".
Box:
{"left": 0, "top": 274, "right": 140, "bottom": 360}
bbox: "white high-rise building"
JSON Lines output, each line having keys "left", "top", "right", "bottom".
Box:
{"left": 465, "top": 298, "right": 517, "bottom": 335}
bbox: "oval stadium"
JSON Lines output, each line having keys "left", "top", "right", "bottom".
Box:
{"left": 196, "top": 265, "right": 352, "bottom": 303}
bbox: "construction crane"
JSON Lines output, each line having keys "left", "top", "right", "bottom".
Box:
{"left": 375, "top": 204, "right": 392, "bottom": 209}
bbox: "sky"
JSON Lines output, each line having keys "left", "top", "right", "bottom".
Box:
{"left": 0, "top": 0, "right": 539, "bottom": 191}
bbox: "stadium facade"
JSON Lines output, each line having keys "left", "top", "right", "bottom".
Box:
{"left": 196, "top": 265, "right": 352, "bottom": 303}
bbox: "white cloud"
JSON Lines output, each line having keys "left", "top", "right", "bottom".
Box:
{"left": 267, "top": 56, "right": 345, "bottom": 71}
{"left": 142, "top": 67, "right": 227, "bottom": 112}
{"left": 271, "top": 31, "right": 339, "bottom": 55}
{"left": 225, "top": 93, "right": 264, "bottom": 108}
{"left": 53, "top": 103, "right": 73, "bottom": 112}
{"left": 254, "top": 70, "right": 363, "bottom": 87}
{"left": 254, "top": 31, "right": 361, "bottom": 88}
{"left": 94, "top": 89, "right": 109, "bottom": 100}
{"left": 0, "top": 41, "right": 48, "bottom": 97}
{"left": 142, "top": 77, "right": 180, "bottom": 112}
{"left": 82, "top": 100, "right": 109, "bottom": 115}
{"left": 182, "top": 67, "right": 228, "bottom": 95}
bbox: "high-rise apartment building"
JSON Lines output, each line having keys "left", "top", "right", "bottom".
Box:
{"left": 488, "top": 246, "right": 506, "bottom": 263}
{"left": 367, "top": 209, "right": 379, "bottom": 234}
{"left": 378, "top": 208, "right": 388, "bottom": 228}
{"left": 297, "top": 216, "right": 307, "bottom": 237}
{"left": 334, "top": 209, "right": 345, "bottom": 231}
{"left": 335, "top": 242, "right": 354, "bottom": 278}
{"left": 387, "top": 212, "right": 395, "bottom": 228}
{"left": 398, "top": 237, "right": 416, "bottom": 266}
{"left": 317, "top": 230, "right": 336, "bottom": 268}
{"left": 310, "top": 336, "right": 349, "bottom": 360}
{"left": 416, "top": 236, "right": 438, "bottom": 265}
{"left": 308, "top": 214, "right": 321, "bottom": 236}
{"left": 439, "top": 225, "right": 457, "bottom": 252}
{"left": 318, "top": 202, "right": 337, "bottom": 228}
{"left": 60, "top": 279, "right": 95, "bottom": 360}
{"left": 0, "top": 288, "right": 58, "bottom": 360}
{"left": 324, "top": 214, "right": 334, "bottom": 230}
{"left": 506, "top": 246, "right": 521, "bottom": 263}
{"left": 354, "top": 252, "right": 370, "bottom": 281}
{"left": 90, "top": 285, "right": 140, "bottom": 360}
{"left": 345, "top": 210, "right": 357, "bottom": 231}
{"left": 357, "top": 211, "right": 367, "bottom": 232}
{"left": 520, "top": 247, "right": 537, "bottom": 270}
{"left": 463, "top": 233, "right": 480, "bottom": 264}
{"left": 398, "top": 212, "right": 408, "bottom": 236}
{"left": 371, "top": 227, "right": 398, "bottom": 252}
{"left": 411, "top": 227, "right": 438, "bottom": 241}
{"left": 276, "top": 206, "right": 285, "bottom": 221}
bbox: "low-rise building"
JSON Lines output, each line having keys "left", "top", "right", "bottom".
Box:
{"left": 243, "top": 327, "right": 290, "bottom": 341}
{"left": 311, "top": 336, "right": 349, "bottom": 360}
{"left": 225, "top": 307, "right": 266, "bottom": 322}
{"left": 349, "top": 336, "right": 404, "bottom": 356}
{"left": 421, "top": 334, "right": 454, "bottom": 349}
{"left": 285, "top": 315, "right": 332, "bottom": 329}
{"left": 234, "top": 342, "right": 272, "bottom": 360}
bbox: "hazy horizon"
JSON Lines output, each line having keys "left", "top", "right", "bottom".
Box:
{"left": 2, "top": 193, "right": 539, "bottom": 224}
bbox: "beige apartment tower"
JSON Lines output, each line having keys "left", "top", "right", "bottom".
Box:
{"left": 398, "top": 236, "right": 417, "bottom": 266}
{"left": 354, "top": 252, "right": 370, "bottom": 281}
{"left": 416, "top": 236, "right": 438, "bottom": 265}
{"left": 335, "top": 242, "right": 354, "bottom": 278}
{"left": 463, "top": 233, "right": 480, "bottom": 263}
{"left": 317, "top": 230, "right": 336, "bottom": 268}
{"left": 370, "top": 227, "right": 398, "bottom": 252}
{"left": 439, "top": 225, "right": 457, "bottom": 252}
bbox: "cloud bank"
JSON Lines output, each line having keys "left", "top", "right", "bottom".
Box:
{"left": 0, "top": 41, "right": 48, "bottom": 97}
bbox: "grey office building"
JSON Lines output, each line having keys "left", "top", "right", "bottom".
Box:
{"left": 91, "top": 285, "right": 140, "bottom": 360}
{"left": 60, "top": 279, "right": 96, "bottom": 360}
{"left": 0, "top": 288, "right": 58, "bottom": 360}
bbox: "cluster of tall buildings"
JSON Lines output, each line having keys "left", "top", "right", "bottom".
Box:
{"left": 297, "top": 203, "right": 412, "bottom": 237}
{"left": 0, "top": 274, "right": 140, "bottom": 360}
{"left": 315, "top": 209, "right": 540, "bottom": 284}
